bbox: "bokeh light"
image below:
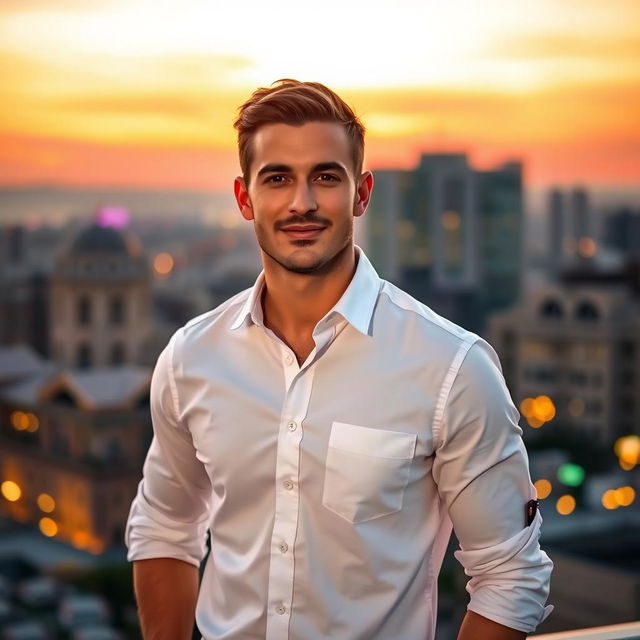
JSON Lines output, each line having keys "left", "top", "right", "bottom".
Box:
{"left": 1, "top": 480, "right": 22, "bottom": 502}
{"left": 614, "top": 435, "right": 640, "bottom": 468}
{"left": 27, "top": 413, "right": 39, "bottom": 432}
{"left": 39, "top": 517, "right": 58, "bottom": 537}
{"left": 37, "top": 493, "right": 56, "bottom": 513}
{"left": 557, "top": 463, "right": 585, "bottom": 487}
{"left": 10, "top": 411, "right": 29, "bottom": 431}
{"left": 72, "top": 530, "right": 91, "bottom": 549}
{"left": 520, "top": 395, "right": 556, "bottom": 428}
{"left": 153, "top": 252, "right": 174, "bottom": 276}
{"left": 577, "top": 237, "right": 597, "bottom": 258}
{"left": 534, "top": 479, "right": 552, "bottom": 500}
{"left": 613, "top": 486, "right": 635, "bottom": 507}
{"left": 602, "top": 489, "right": 619, "bottom": 510}
{"left": 556, "top": 495, "right": 576, "bottom": 516}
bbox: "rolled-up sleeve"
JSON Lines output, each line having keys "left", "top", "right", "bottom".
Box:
{"left": 432, "top": 338, "right": 553, "bottom": 633}
{"left": 125, "top": 330, "right": 212, "bottom": 568}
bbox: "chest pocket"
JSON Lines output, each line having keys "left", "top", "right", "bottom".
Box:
{"left": 322, "top": 422, "right": 417, "bottom": 524}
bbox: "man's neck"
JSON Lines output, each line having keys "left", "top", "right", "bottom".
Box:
{"left": 261, "top": 246, "right": 357, "bottom": 361}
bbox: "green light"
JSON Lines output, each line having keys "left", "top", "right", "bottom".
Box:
{"left": 557, "top": 463, "right": 585, "bottom": 487}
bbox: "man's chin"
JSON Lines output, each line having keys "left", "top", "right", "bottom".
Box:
{"left": 279, "top": 257, "right": 326, "bottom": 274}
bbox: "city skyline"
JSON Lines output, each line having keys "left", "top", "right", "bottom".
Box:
{"left": 1, "top": 0, "right": 639, "bottom": 191}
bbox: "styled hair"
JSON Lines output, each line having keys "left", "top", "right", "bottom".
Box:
{"left": 233, "top": 79, "right": 366, "bottom": 185}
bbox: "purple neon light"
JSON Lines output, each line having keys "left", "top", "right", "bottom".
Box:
{"left": 96, "top": 206, "right": 130, "bottom": 229}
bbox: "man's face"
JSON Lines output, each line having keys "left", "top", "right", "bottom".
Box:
{"left": 234, "top": 121, "right": 372, "bottom": 275}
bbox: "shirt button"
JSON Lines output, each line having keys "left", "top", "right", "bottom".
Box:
{"left": 284, "top": 354, "right": 294, "bottom": 365}
{"left": 287, "top": 420, "right": 297, "bottom": 432}
{"left": 283, "top": 479, "right": 294, "bottom": 491}
{"left": 275, "top": 603, "right": 286, "bottom": 615}
{"left": 279, "top": 541, "right": 288, "bottom": 553}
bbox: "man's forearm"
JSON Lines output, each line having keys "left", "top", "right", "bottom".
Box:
{"left": 457, "top": 610, "right": 527, "bottom": 640}
{"left": 134, "top": 557, "right": 199, "bottom": 640}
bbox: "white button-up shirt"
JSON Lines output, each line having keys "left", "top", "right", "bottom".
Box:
{"left": 126, "top": 248, "right": 553, "bottom": 639}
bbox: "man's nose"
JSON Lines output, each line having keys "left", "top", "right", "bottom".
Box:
{"left": 289, "top": 181, "right": 318, "bottom": 214}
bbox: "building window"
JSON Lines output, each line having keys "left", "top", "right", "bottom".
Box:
{"left": 109, "top": 295, "right": 125, "bottom": 325}
{"left": 110, "top": 342, "right": 125, "bottom": 365}
{"left": 568, "top": 370, "right": 588, "bottom": 386}
{"left": 77, "top": 343, "right": 92, "bottom": 369}
{"left": 619, "top": 340, "right": 635, "bottom": 360}
{"left": 620, "top": 369, "right": 635, "bottom": 386}
{"left": 77, "top": 295, "right": 92, "bottom": 326}
{"left": 540, "top": 299, "right": 564, "bottom": 319}
{"left": 52, "top": 390, "right": 76, "bottom": 406}
{"left": 575, "top": 300, "right": 599, "bottom": 321}
{"left": 620, "top": 395, "right": 635, "bottom": 414}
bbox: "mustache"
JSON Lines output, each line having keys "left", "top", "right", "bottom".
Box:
{"left": 275, "top": 213, "right": 332, "bottom": 230}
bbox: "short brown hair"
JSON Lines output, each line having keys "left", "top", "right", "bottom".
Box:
{"left": 233, "top": 79, "right": 366, "bottom": 185}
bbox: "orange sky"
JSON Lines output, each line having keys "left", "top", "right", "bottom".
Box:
{"left": 1, "top": 0, "right": 639, "bottom": 191}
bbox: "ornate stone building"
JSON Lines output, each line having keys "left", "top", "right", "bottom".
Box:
{"left": 0, "top": 222, "right": 153, "bottom": 552}
{"left": 50, "top": 224, "right": 152, "bottom": 368}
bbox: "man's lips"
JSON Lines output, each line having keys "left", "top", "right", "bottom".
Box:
{"left": 280, "top": 225, "right": 327, "bottom": 239}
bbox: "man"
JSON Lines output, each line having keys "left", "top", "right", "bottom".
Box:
{"left": 126, "top": 79, "right": 553, "bottom": 639}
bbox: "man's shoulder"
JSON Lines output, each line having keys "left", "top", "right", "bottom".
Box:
{"left": 175, "top": 287, "right": 252, "bottom": 345}
{"left": 377, "top": 279, "right": 478, "bottom": 348}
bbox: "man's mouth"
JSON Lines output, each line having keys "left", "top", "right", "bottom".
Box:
{"left": 280, "top": 225, "right": 327, "bottom": 240}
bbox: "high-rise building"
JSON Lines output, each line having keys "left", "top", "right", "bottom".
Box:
{"left": 477, "top": 161, "right": 523, "bottom": 314}
{"left": 546, "top": 186, "right": 598, "bottom": 279}
{"left": 364, "top": 169, "right": 411, "bottom": 283}
{"left": 603, "top": 207, "right": 640, "bottom": 258}
{"left": 548, "top": 189, "right": 565, "bottom": 277}
{"left": 366, "top": 153, "right": 523, "bottom": 330}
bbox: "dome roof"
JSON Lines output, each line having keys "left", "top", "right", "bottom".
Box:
{"left": 69, "top": 224, "right": 130, "bottom": 256}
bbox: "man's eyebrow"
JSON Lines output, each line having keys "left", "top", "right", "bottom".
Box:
{"left": 256, "top": 162, "right": 348, "bottom": 178}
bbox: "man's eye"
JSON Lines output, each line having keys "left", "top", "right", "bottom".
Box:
{"left": 318, "top": 174, "right": 339, "bottom": 182}
{"left": 265, "top": 175, "right": 286, "bottom": 184}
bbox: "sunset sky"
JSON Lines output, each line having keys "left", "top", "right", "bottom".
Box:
{"left": 1, "top": 0, "right": 639, "bottom": 191}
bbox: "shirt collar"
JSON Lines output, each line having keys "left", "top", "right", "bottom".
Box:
{"left": 229, "top": 246, "right": 381, "bottom": 337}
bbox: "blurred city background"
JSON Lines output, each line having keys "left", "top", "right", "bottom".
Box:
{"left": 0, "top": 0, "right": 639, "bottom": 638}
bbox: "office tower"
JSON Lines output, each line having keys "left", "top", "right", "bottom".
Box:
{"left": 478, "top": 161, "right": 523, "bottom": 314}
{"left": 364, "top": 169, "right": 411, "bottom": 282}
{"left": 548, "top": 188, "right": 565, "bottom": 277}
{"left": 570, "top": 187, "right": 596, "bottom": 260}
{"left": 604, "top": 207, "right": 640, "bottom": 258}
{"left": 366, "top": 153, "right": 522, "bottom": 330}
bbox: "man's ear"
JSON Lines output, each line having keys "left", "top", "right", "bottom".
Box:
{"left": 234, "top": 176, "right": 254, "bottom": 221}
{"left": 353, "top": 171, "right": 374, "bottom": 219}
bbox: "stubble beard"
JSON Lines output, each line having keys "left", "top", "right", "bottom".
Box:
{"left": 256, "top": 223, "right": 354, "bottom": 276}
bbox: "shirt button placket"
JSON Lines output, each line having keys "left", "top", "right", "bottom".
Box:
{"left": 266, "top": 350, "right": 315, "bottom": 639}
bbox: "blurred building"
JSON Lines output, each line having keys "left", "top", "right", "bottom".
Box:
{"left": 366, "top": 154, "right": 523, "bottom": 330}
{"left": 50, "top": 224, "right": 152, "bottom": 368}
{"left": 488, "top": 261, "right": 640, "bottom": 443}
{"left": 547, "top": 186, "right": 598, "bottom": 278}
{"left": 0, "top": 222, "right": 153, "bottom": 553}
{"left": 603, "top": 206, "right": 640, "bottom": 259}
{"left": 0, "top": 225, "right": 50, "bottom": 356}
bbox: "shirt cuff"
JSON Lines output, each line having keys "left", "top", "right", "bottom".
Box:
{"left": 125, "top": 483, "right": 209, "bottom": 568}
{"left": 454, "top": 510, "right": 553, "bottom": 633}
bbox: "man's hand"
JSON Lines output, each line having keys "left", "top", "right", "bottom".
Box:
{"left": 133, "top": 557, "right": 199, "bottom": 640}
{"left": 457, "top": 610, "right": 527, "bottom": 640}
